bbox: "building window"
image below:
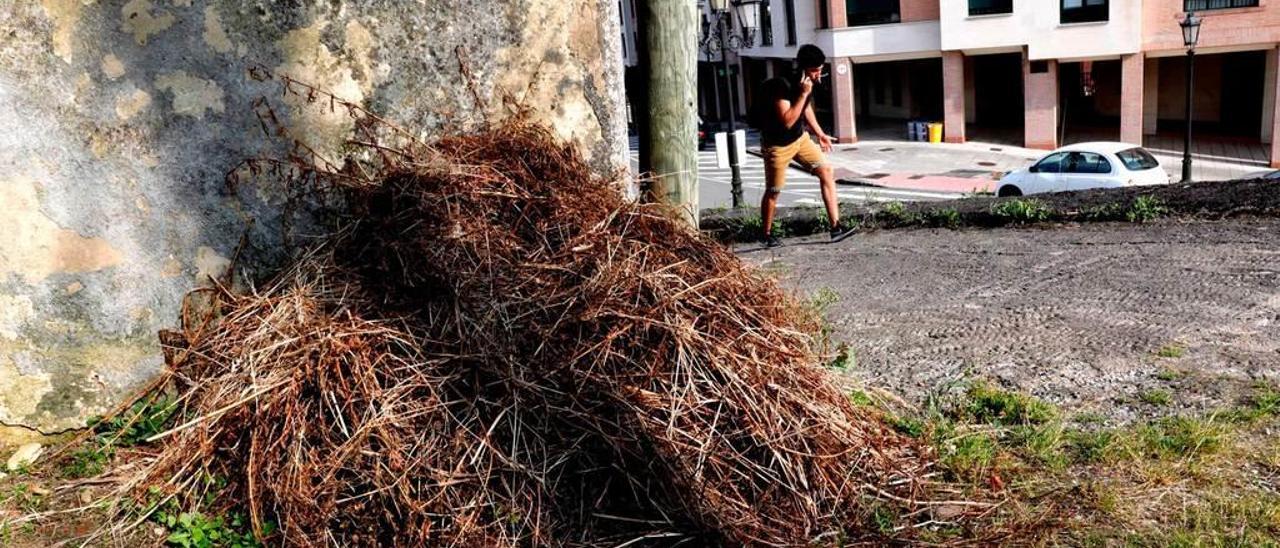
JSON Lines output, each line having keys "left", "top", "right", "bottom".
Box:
{"left": 969, "top": 0, "right": 1012, "bottom": 16}
{"left": 1184, "top": 0, "right": 1258, "bottom": 9}
{"left": 818, "top": 0, "right": 830, "bottom": 29}
{"left": 759, "top": 0, "right": 774, "bottom": 46}
{"left": 784, "top": 0, "right": 797, "bottom": 45}
{"left": 1061, "top": 0, "right": 1107, "bottom": 23}
{"left": 618, "top": 1, "right": 627, "bottom": 59}
{"left": 847, "top": 0, "right": 901, "bottom": 26}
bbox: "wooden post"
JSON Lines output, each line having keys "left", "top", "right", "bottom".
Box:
{"left": 635, "top": 0, "right": 699, "bottom": 226}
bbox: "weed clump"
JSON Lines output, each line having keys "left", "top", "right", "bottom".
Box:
{"left": 992, "top": 199, "right": 1054, "bottom": 224}
{"left": 924, "top": 207, "right": 961, "bottom": 229}
{"left": 1125, "top": 195, "right": 1167, "bottom": 223}
{"left": 877, "top": 201, "right": 918, "bottom": 227}
{"left": 963, "top": 381, "right": 1059, "bottom": 425}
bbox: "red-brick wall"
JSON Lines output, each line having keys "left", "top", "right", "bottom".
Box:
{"left": 901, "top": 0, "right": 940, "bottom": 22}
{"left": 1144, "top": 0, "right": 1280, "bottom": 52}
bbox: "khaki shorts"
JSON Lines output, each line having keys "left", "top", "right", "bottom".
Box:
{"left": 761, "top": 133, "right": 826, "bottom": 191}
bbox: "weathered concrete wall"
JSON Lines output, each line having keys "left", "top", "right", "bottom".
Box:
{"left": 0, "top": 0, "right": 627, "bottom": 444}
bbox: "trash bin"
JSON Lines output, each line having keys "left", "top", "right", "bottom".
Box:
{"left": 907, "top": 120, "right": 923, "bottom": 141}
{"left": 927, "top": 122, "right": 943, "bottom": 144}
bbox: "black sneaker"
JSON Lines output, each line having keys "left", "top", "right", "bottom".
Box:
{"left": 829, "top": 225, "right": 855, "bottom": 242}
{"left": 764, "top": 234, "right": 784, "bottom": 248}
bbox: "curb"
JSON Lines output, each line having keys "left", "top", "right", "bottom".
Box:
{"left": 699, "top": 178, "right": 1280, "bottom": 243}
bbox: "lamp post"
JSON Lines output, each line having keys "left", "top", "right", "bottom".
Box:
{"left": 702, "top": 0, "right": 761, "bottom": 208}
{"left": 1179, "top": 11, "right": 1202, "bottom": 184}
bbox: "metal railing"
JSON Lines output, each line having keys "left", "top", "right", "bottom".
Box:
{"left": 1184, "top": 0, "right": 1258, "bottom": 10}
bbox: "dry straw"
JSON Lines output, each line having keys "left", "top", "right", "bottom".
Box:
{"left": 105, "top": 72, "right": 943, "bottom": 547}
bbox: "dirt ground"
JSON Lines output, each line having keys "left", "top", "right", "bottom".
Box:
{"left": 742, "top": 218, "right": 1280, "bottom": 424}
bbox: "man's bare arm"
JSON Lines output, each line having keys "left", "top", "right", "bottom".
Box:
{"left": 804, "top": 103, "right": 826, "bottom": 139}
{"left": 805, "top": 102, "right": 834, "bottom": 152}
{"left": 774, "top": 97, "right": 807, "bottom": 130}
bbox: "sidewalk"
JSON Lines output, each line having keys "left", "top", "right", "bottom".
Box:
{"left": 751, "top": 136, "right": 1271, "bottom": 195}
{"left": 825, "top": 140, "right": 1038, "bottom": 194}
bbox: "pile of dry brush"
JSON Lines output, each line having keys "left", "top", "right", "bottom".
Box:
{"left": 113, "top": 100, "right": 941, "bottom": 546}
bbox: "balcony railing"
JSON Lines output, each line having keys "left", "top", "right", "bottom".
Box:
{"left": 1184, "top": 0, "right": 1258, "bottom": 10}
{"left": 969, "top": 0, "right": 1013, "bottom": 15}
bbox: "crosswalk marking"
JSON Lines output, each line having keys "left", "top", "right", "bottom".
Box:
{"left": 627, "top": 132, "right": 960, "bottom": 208}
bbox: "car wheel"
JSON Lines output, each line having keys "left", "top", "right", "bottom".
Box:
{"left": 997, "top": 185, "right": 1023, "bottom": 197}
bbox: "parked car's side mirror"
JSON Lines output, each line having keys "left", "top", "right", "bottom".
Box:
{"left": 1028, "top": 165, "right": 1039, "bottom": 173}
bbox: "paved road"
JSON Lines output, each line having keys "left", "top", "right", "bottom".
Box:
{"left": 627, "top": 133, "right": 961, "bottom": 211}
{"left": 743, "top": 219, "right": 1280, "bottom": 424}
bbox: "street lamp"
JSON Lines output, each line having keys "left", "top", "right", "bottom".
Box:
{"left": 1179, "top": 11, "right": 1202, "bottom": 183}
{"left": 702, "top": 0, "right": 761, "bottom": 208}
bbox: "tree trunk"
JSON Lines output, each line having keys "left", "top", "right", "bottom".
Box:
{"left": 635, "top": 0, "right": 699, "bottom": 226}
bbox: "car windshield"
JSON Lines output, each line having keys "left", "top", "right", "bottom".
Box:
{"left": 1115, "top": 148, "right": 1159, "bottom": 171}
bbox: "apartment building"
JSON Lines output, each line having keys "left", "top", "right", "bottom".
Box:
{"left": 620, "top": 0, "right": 1280, "bottom": 167}
{"left": 617, "top": 0, "right": 763, "bottom": 127}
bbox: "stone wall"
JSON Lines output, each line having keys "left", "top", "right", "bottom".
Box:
{"left": 0, "top": 0, "right": 627, "bottom": 445}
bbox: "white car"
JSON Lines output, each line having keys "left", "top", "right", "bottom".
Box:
{"left": 996, "top": 142, "right": 1170, "bottom": 197}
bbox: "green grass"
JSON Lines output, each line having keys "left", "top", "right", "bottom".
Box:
{"left": 888, "top": 414, "right": 926, "bottom": 438}
{"left": 961, "top": 381, "right": 1058, "bottom": 425}
{"left": 737, "top": 215, "right": 791, "bottom": 240}
{"left": 91, "top": 393, "right": 180, "bottom": 446}
{"left": 867, "top": 504, "right": 899, "bottom": 535}
{"left": 758, "top": 259, "right": 791, "bottom": 279}
{"left": 1, "top": 483, "right": 47, "bottom": 514}
{"left": 991, "top": 199, "right": 1054, "bottom": 224}
{"left": 1133, "top": 416, "right": 1224, "bottom": 460}
{"left": 1155, "top": 368, "right": 1183, "bottom": 381}
{"left": 807, "top": 287, "right": 840, "bottom": 316}
{"left": 848, "top": 389, "right": 874, "bottom": 407}
{"left": 1072, "top": 411, "right": 1108, "bottom": 425}
{"left": 1250, "top": 385, "right": 1280, "bottom": 416}
{"left": 59, "top": 445, "right": 113, "bottom": 479}
{"left": 1139, "top": 388, "right": 1173, "bottom": 407}
{"left": 1219, "top": 384, "right": 1280, "bottom": 424}
{"left": 1008, "top": 422, "right": 1070, "bottom": 469}
{"left": 807, "top": 287, "right": 842, "bottom": 350}
{"left": 864, "top": 378, "right": 1280, "bottom": 543}
{"left": 828, "top": 344, "right": 856, "bottom": 373}
{"left": 1134, "top": 493, "right": 1280, "bottom": 547}
{"left": 1155, "top": 344, "right": 1186, "bottom": 358}
{"left": 155, "top": 508, "right": 268, "bottom": 548}
{"left": 938, "top": 432, "right": 999, "bottom": 481}
{"left": 1065, "top": 429, "right": 1118, "bottom": 464}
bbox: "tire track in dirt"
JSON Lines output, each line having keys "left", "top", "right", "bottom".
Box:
{"left": 747, "top": 219, "right": 1280, "bottom": 422}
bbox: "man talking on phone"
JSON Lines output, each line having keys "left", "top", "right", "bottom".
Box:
{"left": 754, "top": 44, "right": 848, "bottom": 247}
